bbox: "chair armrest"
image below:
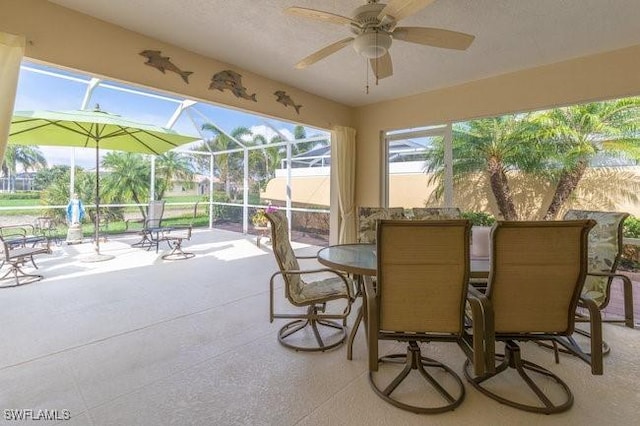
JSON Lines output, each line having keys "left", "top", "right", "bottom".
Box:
{"left": 578, "top": 294, "right": 604, "bottom": 375}
{"left": 0, "top": 225, "right": 35, "bottom": 249}
{"left": 585, "top": 271, "right": 634, "bottom": 327}
{"left": 466, "top": 285, "right": 495, "bottom": 375}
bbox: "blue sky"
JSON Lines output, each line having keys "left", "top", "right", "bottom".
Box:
{"left": 13, "top": 61, "right": 327, "bottom": 170}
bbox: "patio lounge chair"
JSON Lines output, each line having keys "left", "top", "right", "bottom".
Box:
{"left": 266, "top": 210, "right": 354, "bottom": 352}
{"left": 464, "top": 220, "right": 603, "bottom": 414}
{"left": 131, "top": 200, "right": 166, "bottom": 250}
{"left": 365, "top": 219, "right": 486, "bottom": 414}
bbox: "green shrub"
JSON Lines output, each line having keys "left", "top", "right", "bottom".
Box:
{"left": 201, "top": 192, "right": 242, "bottom": 222}
{"left": 461, "top": 211, "right": 496, "bottom": 226}
{"left": 0, "top": 191, "right": 41, "bottom": 200}
{"left": 623, "top": 216, "right": 640, "bottom": 238}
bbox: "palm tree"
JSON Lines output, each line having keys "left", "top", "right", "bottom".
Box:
{"left": 251, "top": 133, "right": 284, "bottom": 188}
{"left": 197, "top": 124, "right": 252, "bottom": 198}
{"left": 100, "top": 152, "right": 150, "bottom": 218}
{"left": 41, "top": 167, "right": 93, "bottom": 222}
{"left": 425, "top": 114, "right": 548, "bottom": 220}
{"left": 1, "top": 145, "right": 47, "bottom": 191}
{"left": 535, "top": 98, "right": 640, "bottom": 219}
{"left": 155, "top": 151, "right": 194, "bottom": 199}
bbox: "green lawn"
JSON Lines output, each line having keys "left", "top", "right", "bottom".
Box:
{"left": 0, "top": 198, "right": 48, "bottom": 216}
{"left": 164, "top": 195, "right": 205, "bottom": 203}
{"left": 0, "top": 198, "right": 41, "bottom": 207}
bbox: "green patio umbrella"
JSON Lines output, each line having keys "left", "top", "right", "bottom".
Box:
{"left": 8, "top": 106, "right": 200, "bottom": 261}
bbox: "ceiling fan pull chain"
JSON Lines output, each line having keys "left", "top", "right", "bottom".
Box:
{"left": 365, "top": 56, "right": 370, "bottom": 94}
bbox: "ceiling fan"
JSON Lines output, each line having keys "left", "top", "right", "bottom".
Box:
{"left": 285, "top": 0, "right": 475, "bottom": 81}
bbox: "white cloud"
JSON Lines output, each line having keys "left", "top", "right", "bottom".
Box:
{"left": 248, "top": 125, "right": 294, "bottom": 143}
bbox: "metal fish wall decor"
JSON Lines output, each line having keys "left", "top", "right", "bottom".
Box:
{"left": 139, "top": 50, "right": 193, "bottom": 84}
{"left": 209, "top": 70, "right": 257, "bottom": 102}
{"left": 274, "top": 91, "right": 302, "bottom": 114}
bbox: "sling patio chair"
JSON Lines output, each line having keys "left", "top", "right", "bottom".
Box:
{"left": 410, "top": 207, "right": 462, "bottom": 220}
{"left": 131, "top": 200, "right": 166, "bottom": 250}
{"left": 348, "top": 207, "right": 407, "bottom": 358}
{"left": 365, "top": 219, "right": 486, "bottom": 414}
{"left": 561, "top": 210, "right": 634, "bottom": 354}
{"left": 357, "top": 207, "right": 406, "bottom": 244}
{"left": 1, "top": 234, "right": 51, "bottom": 287}
{"left": 464, "top": 220, "right": 603, "bottom": 414}
{"left": 266, "top": 210, "right": 355, "bottom": 352}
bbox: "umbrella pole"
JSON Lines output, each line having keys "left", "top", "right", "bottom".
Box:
{"left": 95, "top": 140, "right": 101, "bottom": 253}
{"left": 82, "top": 137, "right": 114, "bottom": 262}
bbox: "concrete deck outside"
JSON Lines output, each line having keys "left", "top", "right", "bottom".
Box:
{"left": 0, "top": 229, "right": 638, "bottom": 425}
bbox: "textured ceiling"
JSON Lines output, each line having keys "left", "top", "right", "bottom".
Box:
{"left": 49, "top": 0, "right": 640, "bottom": 107}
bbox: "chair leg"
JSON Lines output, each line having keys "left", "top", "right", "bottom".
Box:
{"left": 0, "top": 261, "right": 43, "bottom": 288}
{"left": 346, "top": 305, "right": 363, "bottom": 360}
{"left": 131, "top": 232, "right": 152, "bottom": 248}
{"left": 464, "top": 341, "right": 573, "bottom": 414}
{"left": 369, "top": 341, "right": 465, "bottom": 414}
{"left": 161, "top": 238, "right": 195, "bottom": 260}
{"left": 277, "top": 305, "right": 347, "bottom": 352}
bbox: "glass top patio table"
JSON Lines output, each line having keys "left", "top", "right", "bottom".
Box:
{"left": 317, "top": 243, "right": 490, "bottom": 279}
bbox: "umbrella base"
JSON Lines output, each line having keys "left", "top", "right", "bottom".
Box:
{"left": 81, "top": 253, "right": 115, "bottom": 263}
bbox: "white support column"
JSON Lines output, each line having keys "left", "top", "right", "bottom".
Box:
{"left": 150, "top": 156, "right": 156, "bottom": 201}
{"left": 243, "top": 148, "right": 249, "bottom": 234}
{"left": 209, "top": 154, "right": 214, "bottom": 229}
{"left": 443, "top": 123, "right": 454, "bottom": 207}
{"left": 286, "top": 140, "right": 292, "bottom": 236}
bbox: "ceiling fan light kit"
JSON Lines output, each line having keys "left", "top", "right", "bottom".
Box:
{"left": 353, "top": 31, "right": 392, "bottom": 58}
{"left": 286, "top": 0, "right": 474, "bottom": 84}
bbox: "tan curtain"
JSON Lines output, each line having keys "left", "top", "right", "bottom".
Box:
{"left": 0, "top": 32, "right": 25, "bottom": 166}
{"left": 332, "top": 125, "right": 356, "bottom": 243}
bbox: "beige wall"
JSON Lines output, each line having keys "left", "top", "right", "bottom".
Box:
{"left": 265, "top": 166, "right": 640, "bottom": 218}
{"left": 0, "top": 0, "right": 353, "bottom": 131}
{"left": 261, "top": 175, "right": 331, "bottom": 207}
{"left": 354, "top": 44, "right": 640, "bottom": 206}
{"left": 4, "top": 0, "right": 640, "bottom": 214}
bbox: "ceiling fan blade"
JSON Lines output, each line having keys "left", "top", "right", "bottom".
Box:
{"left": 295, "top": 37, "right": 355, "bottom": 69}
{"left": 378, "top": 0, "right": 436, "bottom": 21}
{"left": 370, "top": 52, "right": 393, "bottom": 80}
{"left": 285, "top": 7, "right": 355, "bottom": 26}
{"left": 393, "top": 27, "right": 475, "bottom": 50}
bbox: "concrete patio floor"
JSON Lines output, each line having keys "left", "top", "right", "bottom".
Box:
{"left": 0, "top": 229, "right": 638, "bottom": 425}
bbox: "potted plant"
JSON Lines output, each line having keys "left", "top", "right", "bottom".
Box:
{"left": 251, "top": 209, "right": 269, "bottom": 228}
